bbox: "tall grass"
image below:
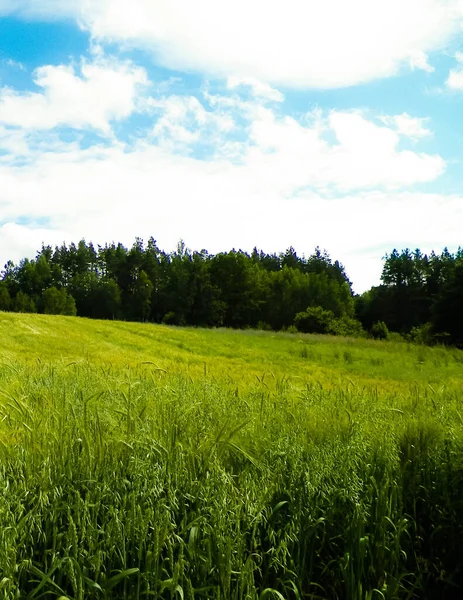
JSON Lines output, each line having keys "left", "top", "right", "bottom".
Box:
{"left": 0, "top": 315, "right": 463, "bottom": 598}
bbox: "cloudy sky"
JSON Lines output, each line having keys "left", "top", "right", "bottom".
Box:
{"left": 1, "top": 0, "right": 463, "bottom": 292}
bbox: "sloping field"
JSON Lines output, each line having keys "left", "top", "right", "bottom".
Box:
{"left": 1, "top": 312, "right": 462, "bottom": 599}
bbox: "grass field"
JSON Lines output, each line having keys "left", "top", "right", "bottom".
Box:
{"left": 1, "top": 312, "right": 463, "bottom": 599}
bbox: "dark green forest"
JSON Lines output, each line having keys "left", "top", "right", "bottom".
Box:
{"left": 1, "top": 239, "right": 462, "bottom": 345}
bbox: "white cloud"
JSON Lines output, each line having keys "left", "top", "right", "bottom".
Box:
{"left": 1, "top": 0, "right": 460, "bottom": 88}
{"left": 81, "top": 0, "right": 462, "bottom": 88}
{"left": 0, "top": 126, "right": 30, "bottom": 156}
{"left": 0, "top": 58, "right": 147, "bottom": 132}
{"left": 409, "top": 51, "right": 435, "bottom": 73}
{"left": 147, "top": 95, "right": 234, "bottom": 150}
{"left": 378, "top": 113, "right": 432, "bottom": 139}
{"left": 0, "top": 97, "right": 450, "bottom": 292}
{"left": 0, "top": 48, "right": 450, "bottom": 293}
{"left": 446, "top": 51, "right": 463, "bottom": 89}
{"left": 0, "top": 140, "right": 459, "bottom": 292}
{"left": 143, "top": 93, "right": 444, "bottom": 191}
{"left": 243, "top": 109, "right": 444, "bottom": 192}
{"left": 2, "top": 58, "right": 26, "bottom": 71}
{"left": 0, "top": 222, "right": 65, "bottom": 269}
{"left": 227, "top": 77, "right": 284, "bottom": 102}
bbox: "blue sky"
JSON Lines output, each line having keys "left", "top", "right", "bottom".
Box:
{"left": 1, "top": 0, "right": 463, "bottom": 292}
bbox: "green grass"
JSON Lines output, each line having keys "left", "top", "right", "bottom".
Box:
{"left": 0, "top": 312, "right": 463, "bottom": 599}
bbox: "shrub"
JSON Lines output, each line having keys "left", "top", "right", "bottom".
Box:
{"left": 328, "top": 316, "right": 365, "bottom": 338}
{"left": 408, "top": 322, "right": 434, "bottom": 345}
{"left": 371, "top": 320, "right": 389, "bottom": 340}
{"left": 162, "top": 311, "right": 178, "bottom": 325}
{"left": 294, "top": 306, "right": 335, "bottom": 334}
{"left": 387, "top": 331, "right": 405, "bottom": 343}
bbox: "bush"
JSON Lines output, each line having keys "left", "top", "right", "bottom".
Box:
{"left": 371, "top": 320, "right": 389, "bottom": 340}
{"left": 162, "top": 311, "right": 178, "bottom": 325}
{"left": 294, "top": 308, "right": 365, "bottom": 338}
{"left": 294, "top": 306, "right": 335, "bottom": 334}
{"left": 387, "top": 331, "right": 405, "bottom": 343}
{"left": 408, "top": 322, "right": 434, "bottom": 345}
{"left": 327, "top": 316, "right": 365, "bottom": 338}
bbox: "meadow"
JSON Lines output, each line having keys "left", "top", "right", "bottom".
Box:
{"left": 0, "top": 312, "right": 462, "bottom": 599}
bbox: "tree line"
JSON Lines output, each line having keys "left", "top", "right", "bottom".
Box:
{"left": 357, "top": 247, "right": 463, "bottom": 346}
{"left": 1, "top": 239, "right": 462, "bottom": 345}
{"left": 0, "top": 238, "right": 355, "bottom": 329}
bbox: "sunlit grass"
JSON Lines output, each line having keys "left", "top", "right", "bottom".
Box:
{"left": 0, "top": 312, "right": 463, "bottom": 598}
{"left": 2, "top": 312, "right": 462, "bottom": 388}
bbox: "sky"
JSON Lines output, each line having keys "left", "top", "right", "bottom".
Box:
{"left": 1, "top": 1, "right": 463, "bottom": 292}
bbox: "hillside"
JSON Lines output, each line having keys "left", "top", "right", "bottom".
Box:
{"left": 2, "top": 312, "right": 463, "bottom": 389}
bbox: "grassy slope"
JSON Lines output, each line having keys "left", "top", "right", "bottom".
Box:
{"left": 1, "top": 312, "right": 463, "bottom": 599}
{"left": 2, "top": 311, "right": 463, "bottom": 389}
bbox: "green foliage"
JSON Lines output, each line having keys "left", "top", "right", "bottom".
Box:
{"left": 371, "top": 320, "right": 389, "bottom": 340}
{"left": 43, "top": 286, "right": 77, "bottom": 316}
{"left": 8, "top": 239, "right": 463, "bottom": 347}
{"left": 408, "top": 322, "right": 435, "bottom": 345}
{"left": 387, "top": 331, "right": 405, "bottom": 343}
{"left": 357, "top": 247, "right": 463, "bottom": 345}
{"left": 257, "top": 321, "right": 272, "bottom": 331}
{"left": 294, "top": 308, "right": 365, "bottom": 338}
{"left": 432, "top": 260, "right": 463, "bottom": 346}
{"left": 1, "top": 239, "right": 354, "bottom": 333}
{"left": 285, "top": 325, "right": 298, "bottom": 334}
{"left": 162, "top": 310, "right": 180, "bottom": 325}
{"left": 327, "top": 316, "right": 365, "bottom": 337}
{"left": 294, "top": 306, "right": 335, "bottom": 334}
{"left": 13, "top": 290, "right": 36, "bottom": 313}
{"left": 93, "top": 278, "right": 121, "bottom": 320}
{"left": 0, "top": 282, "right": 11, "bottom": 310}
{"left": 131, "top": 269, "right": 153, "bottom": 321}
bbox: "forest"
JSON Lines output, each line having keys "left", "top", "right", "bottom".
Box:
{"left": 1, "top": 239, "right": 463, "bottom": 345}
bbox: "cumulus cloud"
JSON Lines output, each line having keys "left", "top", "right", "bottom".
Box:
{"left": 0, "top": 58, "right": 147, "bottom": 132}
{"left": 147, "top": 95, "right": 234, "bottom": 150}
{"left": 0, "top": 43, "right": 451, "bottom": 293}
{"left": 242, "top": 109, "right": 444, "bottom": 192}
{"left": 137, "top": 91, "right": 446, "bottom": 191}
{"left": 0, "top": 88, "right": 450, "bottom": 292}
{"left": 82, "top": 0, "right": 462, "bottom": 88}
{"left": 0, "top": 126, "right": 30, "bottom": 156}
{"left": 1, "top": 0, "right": 461, "bottom": 88}
{"left": 0, "top": 140, "right": 459, "bottom": 292}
